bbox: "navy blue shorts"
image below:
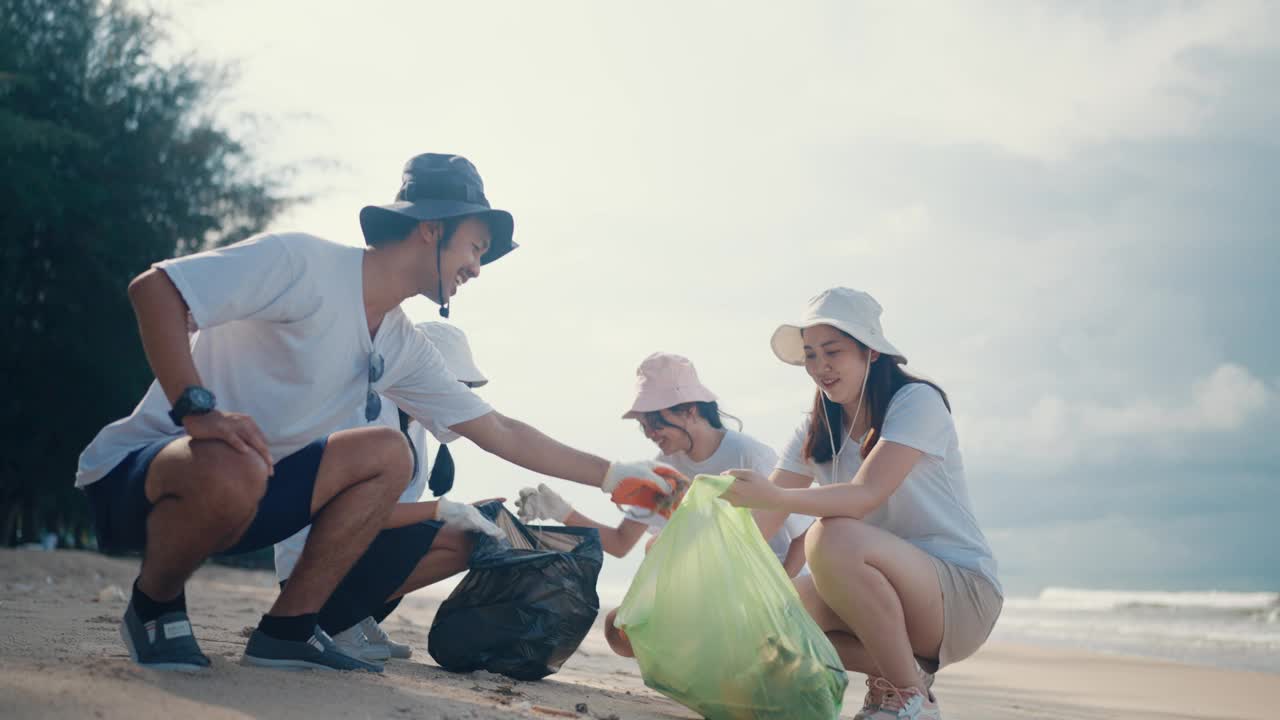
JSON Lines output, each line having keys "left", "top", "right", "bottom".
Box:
{"left": 85, "top": 436, "right": 328, "bottom": 556}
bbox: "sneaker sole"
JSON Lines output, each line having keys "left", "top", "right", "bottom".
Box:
{"left": 119, "top": 622, "right": 207, "bottom": 671}
{"left": 240, "top": 654, "right": 382, "bottom": 672}
{"left": 344, "top": 645, "right": 391, "bottom": 662}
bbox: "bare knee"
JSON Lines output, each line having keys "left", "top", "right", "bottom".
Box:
{"left": 189, "top": 441, "right": 269, "bottom": 525}
{"left": 806, "top": 518, "right": 874, "bottom": 576}
{"left": 365, "top": 426, "right": 413, "bottom": 494}
{"left": 454, "top": 533, "right": 474, "bottom": 560}
{"left": 435, "top": 528, "right": 474, "bottom": 569}
{"left": 603, "top": 608, "right": 634, "bottom": 658}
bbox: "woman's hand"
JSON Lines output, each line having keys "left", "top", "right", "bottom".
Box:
{"left": 721, "top": 469, "right": 785, "bottom": 510}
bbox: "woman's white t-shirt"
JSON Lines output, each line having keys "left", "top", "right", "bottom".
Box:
{"left": 623, "top": 429, "right": 815, "bottom": 564}
{"left": 777, "top": 383, "right": 1001, "bottom": 594}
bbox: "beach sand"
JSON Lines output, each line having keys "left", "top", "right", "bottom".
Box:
{"left": 1, "top": 549, "right": 1276, "bottom": 719}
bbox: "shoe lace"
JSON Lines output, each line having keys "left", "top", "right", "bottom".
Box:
{"left": 872, "top": 678, "right": 930, "bottom": 717}
{"left": 862, "top": 676, "right": 886, "bottom": 709}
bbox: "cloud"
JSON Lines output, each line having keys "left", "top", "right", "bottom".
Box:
{"left": 961, "top": 363, "right": 1273, "bottom": 468}
{"left": 810, "top": 1, "right": 1280, "bottom": 158}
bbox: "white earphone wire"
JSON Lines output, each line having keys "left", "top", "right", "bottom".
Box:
{"left": 823, "top": 353, "right": 872, "bottom": 482}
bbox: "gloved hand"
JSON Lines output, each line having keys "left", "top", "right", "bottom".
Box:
{"left": 436, "top": 497, "right": 505, "bottom": 539}
{"left": 601, "top": 460, "right": 678, "bottom": 495}
{"left": 604, "top": 462, "right": 687, "bottom": 519}
{"left": 515, "top": 483, "right": 574, "bottom": 523}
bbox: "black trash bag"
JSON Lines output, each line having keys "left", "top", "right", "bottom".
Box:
{"left": 428, "top": 501, "right": 603, "bottom": 680}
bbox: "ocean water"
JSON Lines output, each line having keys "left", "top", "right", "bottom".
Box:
{"left": 991, "top": 587, "right": 1280, "bottom": 673}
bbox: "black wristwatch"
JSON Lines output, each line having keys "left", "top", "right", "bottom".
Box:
{"left": 169, "top": 386, "right": 216, "bottom": 426}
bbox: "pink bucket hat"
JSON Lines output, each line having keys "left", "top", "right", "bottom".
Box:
{"left": 622, "top": 353, "right": 718, "bottom": 419}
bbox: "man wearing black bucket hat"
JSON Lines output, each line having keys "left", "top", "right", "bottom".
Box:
{"left": 75, "top": 152, "right": 675, "bottom": 672}
{"left": 358, "top": 153, "right": 516, "bottom": 318}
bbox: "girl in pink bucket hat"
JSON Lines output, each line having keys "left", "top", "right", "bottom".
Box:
{"left": 720, "top": 287, "right": 1003, "bottom": 720}
{"left": 516, "top": 352, "right": 814, "bottom": 657}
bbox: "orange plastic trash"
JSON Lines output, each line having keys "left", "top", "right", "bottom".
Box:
{"left": 610, "top": 466, "right": 690, "bottom": 519}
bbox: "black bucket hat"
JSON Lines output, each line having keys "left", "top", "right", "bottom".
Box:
{"left": 359, "top": 153, "right": 516, "bottom": 265}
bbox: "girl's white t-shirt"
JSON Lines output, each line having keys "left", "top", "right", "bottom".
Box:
{"left": 623, "top": 429, "right": 815, "bottom": 564}
{"left": 777, "top": 383, "right": 1001, "bottom": 594}
{"left": 76, "top": 232, "right": 492, "bottom": 488}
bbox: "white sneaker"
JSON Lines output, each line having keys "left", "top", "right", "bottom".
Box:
{"left": 856, "top": 665, "right": 934, "bottom": 719}
{"left": 331, "top": 623, "right": 391, "bottom": 662}
{"left": 359, "top": 616, "right": 412, "bottom": 660}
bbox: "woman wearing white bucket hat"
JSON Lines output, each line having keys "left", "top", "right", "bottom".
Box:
{"left": 722, "top": 288, "right": 1002, "bottom": 720}
{"left": 516, "top": 352, "right": 814, "bottom": 657}
{"left": 272, "top": 321, "right": 499, "bottom": 665}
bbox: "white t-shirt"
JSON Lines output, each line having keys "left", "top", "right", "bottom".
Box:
{"left": 623, "top": 429, "right": 815, "bottom": 565}
{"left": 402, "top": 420, "right": 430, "bottom": 505}
{"left": 777, "top": 383, "right": 1001, "bottom": 594}
{"left": 75, "top": 232, "right": 493, "bottom": 488}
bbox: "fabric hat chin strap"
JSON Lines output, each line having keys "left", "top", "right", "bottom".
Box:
{"left": 436, "top": 234, "right": 450, "bottom": 318}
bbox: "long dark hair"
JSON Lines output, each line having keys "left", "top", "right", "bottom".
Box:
{"left": 642, "top": 401, "right": 742, "bottom": 452}
{"left": 802, "top": 333, "right": 950, "bottom": 463}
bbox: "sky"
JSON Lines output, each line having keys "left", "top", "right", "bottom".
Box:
{"left": 147, "top": 0, "right": 1279, "bottom": 597}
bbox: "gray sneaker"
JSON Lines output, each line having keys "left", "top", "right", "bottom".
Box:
{"left": 331, "top": 623, "right": 391, "bottom": 662}
{"left": 120, "top": 602, "right": 211, "bottom": 671}
{"left": 359, "top": 616, "right": 412, "bottom": 659}
{"left": 242, "top": 627, "right": 383, "bottom": 672}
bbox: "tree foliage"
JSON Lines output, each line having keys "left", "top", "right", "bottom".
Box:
{"left": 1, "top": 0, "right": 294, "bottom": 544}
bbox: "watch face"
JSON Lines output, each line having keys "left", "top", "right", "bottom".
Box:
{"left": 190, "top": 387, "right": 214, "bottom": 410}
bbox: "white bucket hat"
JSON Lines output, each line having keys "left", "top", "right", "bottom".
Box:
{"left": 416, "top": 321, "right": 488, "bottom": 387}
{"left": 622, "top": 352, "right": 718, "bottom": 419}
{"left": 770, "top": 287, "right": 907, "bottom": 366}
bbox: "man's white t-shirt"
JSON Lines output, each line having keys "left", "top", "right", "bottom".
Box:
{"left": 777, "top": 383, "right": 1001, "bottom": 594}
{"left": 623, "top": 429, "right": 814, "bottom": 565}
{"left": 75, "top": 232, "right": 492, "bottom": 488}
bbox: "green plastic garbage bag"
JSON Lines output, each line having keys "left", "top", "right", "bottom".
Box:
{"left": 615, "top": 474, "right": 848, "bottom": 720}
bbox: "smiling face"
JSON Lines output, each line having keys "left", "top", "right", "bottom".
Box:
{"left": 801, "top": 324, "right": 878, "bottom": 406}
{"left": 637, "top": 408, "right": 696, "bottom": 456}
{"left": 416, "top": 216, "right": 491, "bottom": 304}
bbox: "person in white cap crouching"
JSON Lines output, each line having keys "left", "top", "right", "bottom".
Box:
{"left": 273, "top": 321, "right": 500, "bottom": 665}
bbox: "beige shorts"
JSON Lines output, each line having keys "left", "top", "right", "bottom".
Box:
{"left": 928, "top": 556, "right": 1003, "bottom": 668}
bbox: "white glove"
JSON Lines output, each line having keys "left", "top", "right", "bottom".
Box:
{"left": 515, "top": 483, "right": 574, "bottom": 523}
{"left": 436, "top": 498, "right": 505, "bottom": 539}
{"left": 601, "top": 460, "right": 677, "bottom": 495}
